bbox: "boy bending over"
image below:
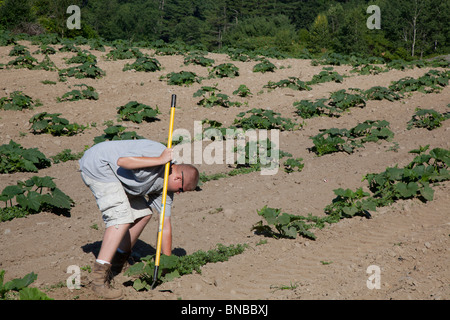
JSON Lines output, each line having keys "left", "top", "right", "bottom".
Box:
{"left": 79, "top": 139, "right": 199, "bottom": 299}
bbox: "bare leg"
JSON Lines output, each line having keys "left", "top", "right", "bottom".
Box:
{"left": 118, "top": 215, "right": 152, "bottom": 253}
{"left": 97, "top": 223, "right": 131, "bottom": 263}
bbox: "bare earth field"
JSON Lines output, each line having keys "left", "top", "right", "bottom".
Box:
{"left": 0, "top": 41, "right": 449, "bottom": 302}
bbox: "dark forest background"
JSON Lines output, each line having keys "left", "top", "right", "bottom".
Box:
{"left": 1, "top": 0, "right": 449, "bottom": 60}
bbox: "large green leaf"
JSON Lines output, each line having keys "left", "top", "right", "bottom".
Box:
{"left": 16, "top": 191, "right": 42, "bottom": 211}
{"left": 19, "top": 287, "right": 53, "bottom": 300}
{"left": 2, "top": 185, "right": 24, "bottom": 197}
{"left": 420, "top": 185, "right": 434, "bottom": 201}
{"left": 3, "top": 272, "right": 37, "bottom": 291}
{"left": 394, "top": 182, "right": 419, "bottom": 198}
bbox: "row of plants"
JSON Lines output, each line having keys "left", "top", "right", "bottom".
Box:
{"left": 311, "top": 52, "right": 450, "bottom": 70}
{"left": 1, "top": 85, "right": 95, "bottom": 110}
{"left": 2, "top": 44, "right": 105, "bottom": 81}
{"left": 125, "top": 243, "right": 248, "bottom": 290}
{"left": 406, "top": 107, "right": 450, "bottom": 130}
{"left": 2, "top": 29, "right": 448, "bottom": 67}
{"left": 198, "top": 102, "right": 448, "bottom": 185}
{"left": 0, "top": 91, "right": 42, "bottom": 111}
{"left": 310, "top": 120, "right": 394, "bottom": 156}
{"left": 253, "top": 145, "right": 449, "bottom": 240}
{"left": 294, "top": 69, "right": 450, "bottom": 119}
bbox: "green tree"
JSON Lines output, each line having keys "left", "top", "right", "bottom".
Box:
{"left": 0, "top": 0, "right": 34, "bottom": 29}
{"left": 381, "top": 0, "right": 450, "bottom": 58}
{"left": 308, "top": 14, "right": 330, "bottom": 54}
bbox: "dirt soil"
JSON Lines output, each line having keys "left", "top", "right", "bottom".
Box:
{"left": 0, "top": 41, "right": 449, "bottom": 301}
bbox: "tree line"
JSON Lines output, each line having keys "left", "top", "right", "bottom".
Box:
{"left": 0, "top": 0, "right": 449, "bottom": 60}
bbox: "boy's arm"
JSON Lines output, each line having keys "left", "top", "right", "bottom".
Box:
{"left": 117, "top": 148, "right": 172, "bottom": 169}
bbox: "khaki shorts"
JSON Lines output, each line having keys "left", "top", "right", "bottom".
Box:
{"left": 81, "top": 172, "right": 152, "bottom": 228}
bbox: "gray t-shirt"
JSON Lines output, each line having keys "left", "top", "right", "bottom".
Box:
{"left": 79, "top": 139, "right": 173, "bottom": 216}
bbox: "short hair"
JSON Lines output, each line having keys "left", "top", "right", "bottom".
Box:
{"left": 177, "top": 164, "right": 199, "bottom": 191}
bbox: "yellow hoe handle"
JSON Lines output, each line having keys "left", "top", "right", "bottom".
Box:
{"left": 152, "top": 94, "right": 176, "bottom": 289}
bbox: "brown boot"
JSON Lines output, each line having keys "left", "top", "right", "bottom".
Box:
{"left": 111, "top": 251, "right": 131, "bottom": 275}
{"left": 90, "top": 262, "right": 123, "bottom": 300}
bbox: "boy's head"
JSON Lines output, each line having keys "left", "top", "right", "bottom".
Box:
{"left": 168, "top": 164, "right": 199, "bottom": 193}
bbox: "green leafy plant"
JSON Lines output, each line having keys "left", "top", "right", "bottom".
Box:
{"left": 264, "top": 77, "right": 312, "bottom": 91}
{"left": 58, "top": 61, "right": 105, "bottom": 81}
{"left": 88, "top": 39, "right": 106, "bottom": 52}
{"left": 389, "top": 70, "right": 450, "bottom": 94}
{"left": 125, "top": 243, "right": 247, "bottom": 290}
{"left": 233, "top": 108, "right": 298, "bottom": 131}
{"left": 94, "top": 125, "right": 144, "bottom": 144}
{"left": 363, "top": 146, "right": 449, "bottom": 206}
{"left": 57, "top": 84, "right": 99, "bottom": 102}
{"left": 283, "top": 158, "right": 304, "bottom": 173}
{"left": 0, "top": 270, "right": 52, "bottom": 300}
{"left": 311, "top": 127, "right": 353, "bottom": 156}
{"left": 226, "top": 48, "right": 256, "bottom": 62}
{"left": 50, "top": 149, "right": 84, "bottom": 164}
{"left": 363, "top": 86, "right": 402, "bottom": 101}
{"left": 33, "top": 44, "right": 57, "bottom": 55}
{"left": 294, "top": 89, "right": 366, "bottom": 119}
{"left": 386, "top": 59, "right": 413, "bottom": 71}
{"left": 350, "top": 64, "right": 386, "bottom": 75}
{"left": 253, "top": 59, "right": 277, "bottom": 73}
{"left": 0, "top": 91, "right": 42, "bottom": 110}
{"left": 123, "top": 56, "right": 161, "bottom": 72}
{"left": 183, "top": 53, "right": 214, "bottom": 67}
{"left": 29, "top": 112, "right": 87, "bottom": 136}
{"left": 6, "top": 54, "right": 38, "bottom": 69}
{"left": 307, "top": 67, "right": 344, "bottom": 85}
{"left": 328, "top": 89, "right": 366, "bottom": 112}
{"left": 0, "top": 140, "right": 51, "bottom": 174}
{"left": 407, "top": 108, "right": 450, "bottom": 130}
{"left": 106, "top": 45, "right": 143, "bottom": 60}
{"left": 252, "top": 206, "right": 338, "bottom": 240}
{"left": 193, "top": 85, "right": 242, "bottom": 108}
{"left": 160, "top": 71, "right": 202, "bottom": 86}
{"left": 116, "top": 101, "right": 160, "bottom": 123}
{"left": 233, "top": 84, "right": 252, "bottom": 97}
{"left": 311, "top": 52, "right": 356, "bottom": 66}
{"left": 310, "top": 120, "right": 394, "bottom": 156}
{"left": 41, "top": 80, "right": 57, "bottom": 85}
{"left": 0, "top": 176, "right": 74, "bottom": 222}
{"left": 324, "top": 188, "right": 377, "bottom": 219}
{"left": 8, "top": 45, "right": 30, "bottom": 56}
{"left": 34, "top": 55, "right": 57, "bottom": 71}
{"left": 152, "top": 40, "right": 190, "bottom": 56}
{"left": 59, "top": 42, "right": 80, "bottom": 53}
{"left": 294, "top": 99, "right": 332, "bottom": 118}
{"left": 209, "top": 63, "right": 239, "bottom": 78}
{"left": 64, "top": 50, "right": 97, "bottom": 64}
